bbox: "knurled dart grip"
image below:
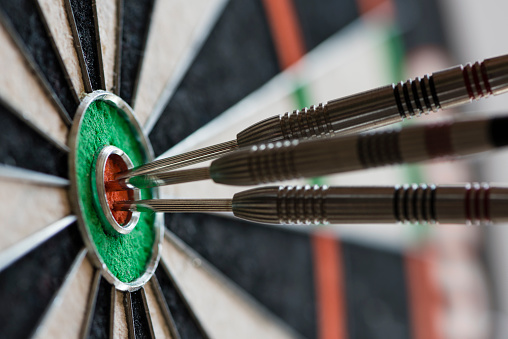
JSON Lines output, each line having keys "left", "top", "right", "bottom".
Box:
{"left": 236, "top": 54, "right": 508, "bottom": 147}
{"left": 232, "top": 183, "right": 507, "bottom": 225}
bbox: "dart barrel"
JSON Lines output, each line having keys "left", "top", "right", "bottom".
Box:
{"left": 232, "top": 183, "right": 508, "bottom": 225}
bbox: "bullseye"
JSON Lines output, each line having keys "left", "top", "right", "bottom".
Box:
{"left": 105, "top": 152, "right": 133, "bottom": 225}
{"left": 92, "top": 145, "right": 140, "bottom": 236}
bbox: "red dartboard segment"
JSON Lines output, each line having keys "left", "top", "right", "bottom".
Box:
{"left": 355, "top": 0, "right": 394, "bottom": 15}
{"left": 405, "top": 250, "right": 444, "bottom": 339}
{"left": 104, "top": 154, "right": 133, "bottom": 226}
{"left": 312, "top": 233, "right": 347, "bottom": 339}
{"left": 261, "top": 0, "right": 306, "bottom": 69}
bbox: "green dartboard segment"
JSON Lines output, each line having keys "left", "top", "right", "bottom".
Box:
{"left": 74, "top": 99, "right": 156, "bottom": 282}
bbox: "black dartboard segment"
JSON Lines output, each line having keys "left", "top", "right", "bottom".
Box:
{"left": 0, "top": 0, "right": 78, "bottom": 119}
{"left": 155, "top": 266, "right": 207, "bottom": 339}
{"left": 292, "top": 0, "right": 358, "bottom": 51}
{"left": 0, "top": 100, "right": 68, "bottom": 178}
{"left": 165, "top": 214, "right": 317, "bottom": 339}
{"left": 119, "top": 0, "right": 155, "bottom": 105}
{"left": 66, "top": 0, "right": 103, "bottom": 91}
{"left": 87, "top": 277, "right": 112, "bottom": 339}
{"left": 149, "top": 0, "right": 279, "bottom": 156}
{"left": 343, "top": 243, "right": 411, "bottom": 339}
{"left": 393, "top": 0, "right": 447, "bottom": 51}
{"left": 0, "top": 223, "right": 83, "bottom": 339}
{"left": 130, "top": 289, "right": 154, "bottom": 339}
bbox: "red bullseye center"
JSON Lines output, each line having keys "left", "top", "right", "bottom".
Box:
{"left": 104, "top": 154, "right": 133, "bottom": 225}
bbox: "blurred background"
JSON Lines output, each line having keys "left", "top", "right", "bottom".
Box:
{"left": 311, "top": 0, "right": 508, "bottom": 338}
{"left": 159, "top": 0, "right": 508, "bottom": 337}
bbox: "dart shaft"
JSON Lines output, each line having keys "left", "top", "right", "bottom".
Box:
{"left": 116, "top": 183, "right": 508, "bottom": 225}
{"left": 117, "top": 140, "right": 238, "bottom": 180}
{"left": 124, "top": 167, "right": 211, "bottom": 189}
{"left": 115, "top": 199, "right": 232, "bottom": 213}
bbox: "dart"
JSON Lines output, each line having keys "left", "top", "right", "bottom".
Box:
{"left": 117, "top": 53, "right": 508, "bottom": 180}
{"left": 115, "top": 183, "right": 504, "bottom": 225}
{"left": 110, "top": 114, "right": 508, "bottom": 189}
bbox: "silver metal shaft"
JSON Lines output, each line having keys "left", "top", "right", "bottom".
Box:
{"left": 121, "top": 167, "right": 211, "bottom": 190}
{"left": 116, "top": 139, "right": 238, "bottom": 179}
{"left": 114, "top": 114, "right": 508, "bottom": 189}
{"left": 118, "top": 54, "right": 508, "bottom": 180}
{"left": 115, "top": 199, "right": 232, "bottom": 213}
{"left": 115, "top": 183, "right": 508, "bottom": 225}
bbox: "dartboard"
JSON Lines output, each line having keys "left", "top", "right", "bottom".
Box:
{"left": 0, "top": 0, "right": 490, "bottom": 338}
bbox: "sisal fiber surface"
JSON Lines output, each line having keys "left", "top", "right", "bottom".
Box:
{"left": 76, "top": 100, "right": 155, "bottom": 282}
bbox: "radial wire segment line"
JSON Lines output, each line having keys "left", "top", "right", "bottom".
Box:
{"left": 94, "top": 0, "right": 119, "bottom": 92}
{"left": 0, "top": 177, "right": 71, "bottom": 255}
{"left": 36, "top": 0, "right": 86, "bottom": 98}
{"left": 80, "top": 270, "right": 102, "bottom": 339}
{"left": 111, "top": 289, "right": 130, "bottom": 339}
{"left": 64, "top": 0, "right": 104, "bottom": 91}
{"left": 0, "top": 100, "right": 69, "bottom": 177}
{"left": 0, "top": 165, "right": 70, "bottom": 186}
{"left": 125, "top": 291, "right": 136, "bottom": 338}
{"left": 0, "top": 221, "right": 83, "bottom": 338}
{"left": 32, "top": 248, "right": 89, "bottom": 339}
{"left": 87, "top": 276, "right": 113, "bottom": 339}
{"left": 0, "top": 0, "right": 77, "bottom": 121}
{"left": 109, "top": 285, "right": 115, "bottom": 339}
{"left": 161, "top": 230, "right": 302, "bottom": 339}
{"left": 0, "top": 97, "right": 69, "bottom": 155}
{"left": 156, "top": 260, "right": 210, "bottom": 339}
{"left": 142, "top": 280, "right": 174, "bottom": 338}
{"left": 139, "top": 288, "right": 157, "bottom": 338}
{"left": 140, "top": 0, "right": 229, "bottom": 130}
{"left": 0, "top": 23, "right": 70, "bottom": 143}
{"left": 164, "top": 213, "right": 316, "bottom": 337}
{"left": 118, "top": 0, "right": 156, "bottom": 105}
{"left": 127, "top": 289, "right": 157, "bottom": 339}
{"left": 130, "top": 289, "right": 155, "bottom": 338}
{"left": 148, "top": 275, "right": 180, "bottom": 338}
{"left": 0, "top": 215, "right": 76, "bottom": 271}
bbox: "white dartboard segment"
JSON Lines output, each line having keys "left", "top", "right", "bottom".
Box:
{"left": 37, "top": 0, "right": 86, "bottom": 98}
{"left": 143, "top": 282, "right": 174, "bottom": 338}
{"left": 95, "top": 0, "right": 119, "bottom": 92}
{"left": 160, "top": 232, "right": 300, "bottom": 339}
{"left": 33, "top": 250, "right": 94, "bottom": 339}
{"left": 112, "top": 289, "right": 130, "bottom": 339}
{"left": 0, "top": 177, "right": 71, "bottom": 258}
{"left": 0, "top": 23, "right": 69, "bottom": 147}
{"left": 135, "top": 0, "right": 227, "bottom": 129}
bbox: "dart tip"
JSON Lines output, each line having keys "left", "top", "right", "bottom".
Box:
{"left": 105, "top": 179, "right": 130, "bottom": 192}
{"left": 113, "top": 201, "right": 133, "bottom": 211}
